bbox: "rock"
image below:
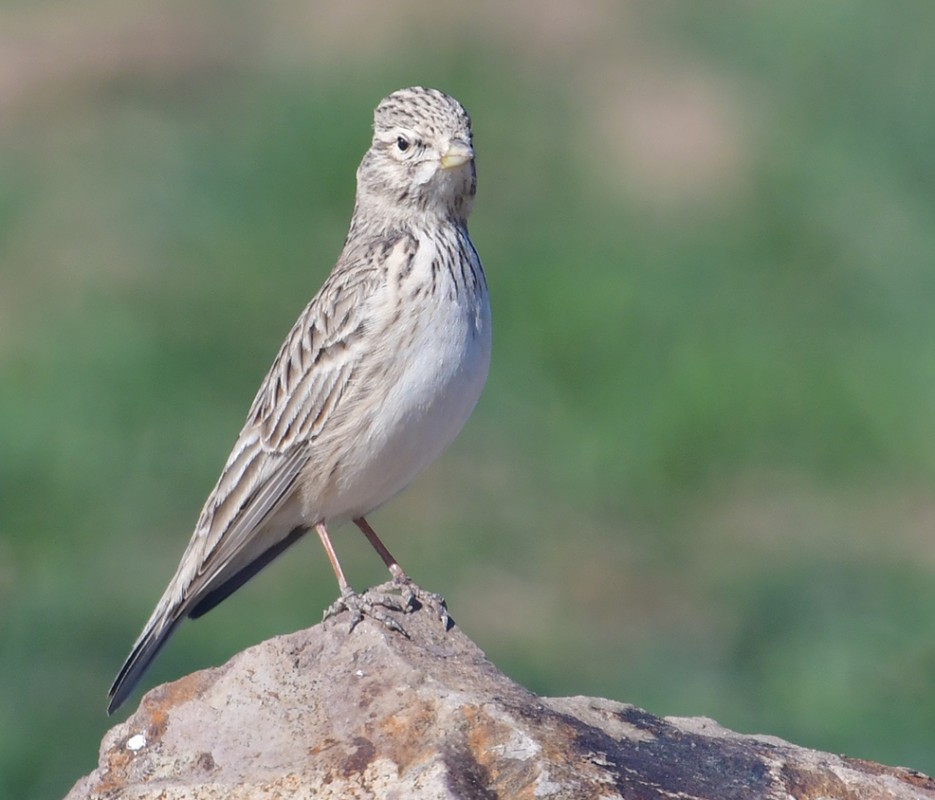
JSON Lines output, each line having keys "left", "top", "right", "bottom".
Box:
{"left": 68, "top": 597, "right": 935, "bottom": 799}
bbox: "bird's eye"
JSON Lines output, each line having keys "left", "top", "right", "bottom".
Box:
{"left": 396, "top": 137, "right": 410, "bottom": 152}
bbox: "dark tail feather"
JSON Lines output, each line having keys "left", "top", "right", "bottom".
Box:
{"left": 107, "top": 613, "right": 183, "bottom": 715}
{"left": 188, "top": 526, "right": 307, "bottom": 619}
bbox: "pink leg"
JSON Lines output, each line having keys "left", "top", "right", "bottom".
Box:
{"left": 353, "top": 516, "right": 406, "bottom": 582}
{"left": 353, "top": 516, "right": 449, "bottom": 628}
{"left": 318, "top": 518, "right": 408, "bottom": 634}
{"left": 316, "top": 521, "right": 353, "bottom": 596}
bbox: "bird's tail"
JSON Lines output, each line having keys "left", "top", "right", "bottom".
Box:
{"left": 106, "top": 524, "right": 310, "bottom": 715}
{"left": 106, "top": 602, "right": 184, "bottom": 715}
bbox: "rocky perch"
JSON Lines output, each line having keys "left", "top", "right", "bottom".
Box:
{"left": 68, "top": 598, "right": 935, "bottom": 799}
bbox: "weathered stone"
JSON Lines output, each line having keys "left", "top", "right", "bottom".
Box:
{"left": 67, "top": 601, "right": 935, "bottom": 799}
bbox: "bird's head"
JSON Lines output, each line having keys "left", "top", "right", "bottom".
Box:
{"left": 356, "top": 87, "right": 476, "bottom": 223}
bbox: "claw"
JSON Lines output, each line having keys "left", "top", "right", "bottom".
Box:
{"left": 323, "top": 579, "right": 452, "bottom": 635}
{"left": 387, "top": 574, "right": 451, "bottom": 630}
{"left": 323, "top": 586, "right": 410, "bottom": 636}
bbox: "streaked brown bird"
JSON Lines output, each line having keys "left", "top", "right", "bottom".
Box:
{"left": 108, "top": 87, "right": 491, "bottom": 714}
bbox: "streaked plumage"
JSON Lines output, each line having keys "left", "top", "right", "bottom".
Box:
{"left": 107, "top": 87, "right": 490, "bottom": 714}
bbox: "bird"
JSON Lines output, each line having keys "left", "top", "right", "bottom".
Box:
{"left": 107, "top": 87, "right": 491, "bottom": 715}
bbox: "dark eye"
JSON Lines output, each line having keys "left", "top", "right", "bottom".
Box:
{"left": 396, "top": 136, "right": 410, "bottom": 152}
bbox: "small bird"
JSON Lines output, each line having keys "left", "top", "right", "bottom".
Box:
{"left": 107, "top": 87, "right": 491, "bottom": 714}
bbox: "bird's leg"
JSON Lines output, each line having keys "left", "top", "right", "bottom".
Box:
{"left": 352, "top": 516, "right": 406, "bottom": 582}
{"left": 316, "top": 521, "right": 353, "bottom": 596}
{"left": 353, "top": 517, "right": 450, "bottom": 628}
{"left": 317, "top": 521, "right": 408, "bottom": 634}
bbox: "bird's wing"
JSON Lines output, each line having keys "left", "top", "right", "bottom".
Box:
{"left": 179, "top": 252, "right": 387, "bottom": 607}
{"left": 108, "top": 245, "right": 393, "bottom": 714}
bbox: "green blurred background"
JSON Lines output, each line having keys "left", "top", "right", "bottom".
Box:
{"left": 4, "top": 1, "right": 935, "bottom": 796}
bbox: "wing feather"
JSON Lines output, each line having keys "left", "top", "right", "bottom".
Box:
{"left": 107, "top": 243, "right": 394, "bottom": 714}
{"left": 194, "top": 249, "right": 385, "bottom": 573}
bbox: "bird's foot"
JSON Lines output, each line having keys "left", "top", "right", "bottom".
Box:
{"left": 323, "top": 575, "right": 451, "bottom": 635}
{"left": 384, "top": 568, "right": 451, "bottom": 630}
{"left": 323, "top": 586, "right": 410, "bottom": 636}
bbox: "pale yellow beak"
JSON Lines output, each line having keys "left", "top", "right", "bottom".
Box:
{"left": 440, "top": 140, "right": 474, "bottom": 170}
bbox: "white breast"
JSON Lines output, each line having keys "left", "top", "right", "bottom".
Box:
{"left": 317, "top": 229, "right": 491, "bottom": 522}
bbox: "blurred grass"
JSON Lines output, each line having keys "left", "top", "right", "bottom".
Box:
{"left": 3, "top": 1, "right": 935, "bottom": 797}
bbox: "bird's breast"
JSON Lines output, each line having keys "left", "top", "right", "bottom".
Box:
{"left": 315, "top": 228, "right": 491, "bottom": 521}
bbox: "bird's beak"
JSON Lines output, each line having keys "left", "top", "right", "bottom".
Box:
{"left": 440, "top": 140, "right": 474, "bottom": 170}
